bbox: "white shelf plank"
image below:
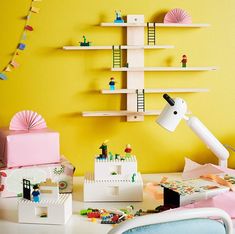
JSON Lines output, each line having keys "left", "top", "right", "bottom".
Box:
{"left": 111, "top": 67, "right": 217, "bottom": 72}
{"left": 101, "top": 88, "right": 209, "bottom": 94}
{"left": 82, "top": 110, "right": 162, "bottom": 117}
{"left": 101, "top": 23, "right": 210, "bottom": 28}
{"left": 62, "top": 45, "right": 174, "bottom": 50}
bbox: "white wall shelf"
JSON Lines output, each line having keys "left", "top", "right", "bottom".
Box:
{"left": 64, "top": 14, "right": 214, "bottom": 122}
{"left": 101, "top": 23, "right": 210, "bottom": 28}
{"left": 63, "top": 45, "right": 174, "bottom": 50}
{"left": 111, "top": 67, "right": 217, "bottom": 72}
{"left": 101, "top": 88, "right": 209, "bottom": 94}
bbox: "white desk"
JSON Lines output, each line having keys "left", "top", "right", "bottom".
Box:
{"left": 0, "top": 174, "right": 234, "bottom": 234}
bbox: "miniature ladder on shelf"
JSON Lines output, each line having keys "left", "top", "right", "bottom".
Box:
{"left": 147, "top": 22, "right": 156, "bottom": 45}
{"left": 112, "top": 45, "right": 122, "bottom": 68}
{"left": 136, "top": 89, "right": 145, "bottom": 112}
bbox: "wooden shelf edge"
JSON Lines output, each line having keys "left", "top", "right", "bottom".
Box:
{"left": 101, "top": 88, "right": 209, "bottom": 94}
{"left": 100, "top": 22, "right": 210, "bottom": 27}
{"left": 62, "top": 45, "right": 174, "bottom": 50}
{"left": 82, "top": 110, "right": 162, "bottom": 117}
{"left": 111, "top": 67, "right": 217, "bottom": 72}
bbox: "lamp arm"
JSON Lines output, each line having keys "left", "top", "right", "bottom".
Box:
{"left": 185, "top": 116, "right": 229, "bottom": 168}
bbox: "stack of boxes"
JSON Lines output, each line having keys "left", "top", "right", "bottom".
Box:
{"left": 84, "top": 147, "right": 143, "bottom": 202}
{"left": 0, "top": 111, "right": 75, "bottom": 198}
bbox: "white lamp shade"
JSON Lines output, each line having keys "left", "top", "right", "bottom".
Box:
{"left": 157, "top": 98, "right": 187, "bottom": 132}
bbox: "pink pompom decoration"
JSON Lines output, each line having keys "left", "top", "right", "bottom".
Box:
{"left": 164, "top": 8, "right": 192, "bottom": 24}
{"left": 9, "top": 110, "right": 47, "bottom": 131}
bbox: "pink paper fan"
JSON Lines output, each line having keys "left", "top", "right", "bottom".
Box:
{"left": 9, "top": 110, "right": 47, "bottom": 131}
{"left": 164, "top": 8, "right": 192, "bottom": 24}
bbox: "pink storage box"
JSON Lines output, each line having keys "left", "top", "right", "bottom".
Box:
{"left": 0, "top": 128, "right": 60, "bottom": 168}
{"left": 0, "top": 157, "right": 75, "bottom": 197}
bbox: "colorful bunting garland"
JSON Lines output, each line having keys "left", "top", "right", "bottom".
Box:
{"left": 0, "top": 0, "right": 42, "bottom": 80}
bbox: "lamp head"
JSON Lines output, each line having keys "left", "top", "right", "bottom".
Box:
{"left": 156, "top": 94, "right": 187, "bottom": 132}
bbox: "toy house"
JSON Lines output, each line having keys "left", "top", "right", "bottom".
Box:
{"left": 84, "top": 149, "right": 143, "bottom": 202}
{"left": 18, "top": 179, "right": 72, "bottom": 225}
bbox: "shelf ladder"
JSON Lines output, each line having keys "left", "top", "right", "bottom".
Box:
{"left": 147, "top": 22, "right": 156, "bottom": 45}
{"left": 136, "top": 89, "right": 145, "bottom": 112}
{"left": 112, "top": 45, "right": 122, "bottom": 68}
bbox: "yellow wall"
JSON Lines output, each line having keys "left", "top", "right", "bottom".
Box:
{"left": 0, "top": 0, "right": 234, "bottom": 175}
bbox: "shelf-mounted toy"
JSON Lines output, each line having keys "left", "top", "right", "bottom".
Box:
{"left": 181, "top": 55, "right": 187, "bottom": 68}
{"left": 80, "top": 35, "right": 91, "bottom": 46}
{"left": 109, "top": 77, "right": 116, "bottom": 90}
{"left": 114, "top": 10, "right": 124, "bottom": 23}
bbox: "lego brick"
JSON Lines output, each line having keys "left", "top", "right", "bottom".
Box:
{"left": 18, "top": 194, "right": 72, "bottom": 224}
{"left": 94, "top": 156, "right": 137, "bottom": 180}
{"left": 84, "top": 172, "right": 143, "bottom": 202}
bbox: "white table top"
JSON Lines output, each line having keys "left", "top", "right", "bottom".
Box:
{"left": 0, "top": 173, "right": 234, "bottom": 234}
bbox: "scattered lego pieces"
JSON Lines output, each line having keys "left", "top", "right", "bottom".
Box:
{"left": 80, "top": 206, "right": 135, "bottom": 225}
{"left": 80, "top": 204, "right": 177, "bottom": 225}
{"left": 91, "top": 218, "right": 97, "bottom": 223}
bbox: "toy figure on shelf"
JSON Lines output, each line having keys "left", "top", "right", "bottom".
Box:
{"left": 80, "top": 35, "right": 91, "bottom": 46}
{"left": 109, "top": 77, "right": 116, "bottom": 90}
{"left": 124, "top": 144, "right": 132, "bottom": 158}
{"left": 114, "top": 10, "right": 124, "bottom": 23}
{"left": 32, "top": 184, "right": 40, "bottom": 203}
{"left": 99, "top": 140, "right": 109, "bottom": 158}
{"left": 181, "top": 54, "right": 187, "bottom": 68}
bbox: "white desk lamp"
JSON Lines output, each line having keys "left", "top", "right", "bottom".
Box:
{"left": 157, "top": 94, "right": 229, "bottom": 168}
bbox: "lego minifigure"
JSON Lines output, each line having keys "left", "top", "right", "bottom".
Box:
{"left": 181, "top": 55, "right": 187, "bottom": 68}
{"left": 99, "top": 140, "right": 108, "bottom": 158}
{"left": 109, "top": 77, "right": 116, "bottom": 90}
{"left": 114, "top": 10, "right": 124, "bottom": 23}
{"left": 124, "top": 144, "right": 132, "bottom": 158}
{"left": 32, "top": 184, "right": 40, "bottom": 203}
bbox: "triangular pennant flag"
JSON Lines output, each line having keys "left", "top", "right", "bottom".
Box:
{"left": 10, "top": 60, "right": 20, "bottom": 68}
{"left": 27, "top": 14, "right": 31, "bottom": 20}
{"left": 22, "top": 32, "right": 27, "bottom": 40}
{"left": 18, "top": 43, "right": 26, "bottom": 50}
{"left": 31, "top": 6, "right": 40, "bottom": 13}
{"left": 25, "top": 25, "right": 33, "bottom": 31}
{"left": 5, "top": 66, "right": 12, "bottom": 72}
{"left": 0, "top": 73, "right": 7, "bottom": 80}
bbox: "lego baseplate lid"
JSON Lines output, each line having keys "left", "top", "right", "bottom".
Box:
{"left": 161, "top": 178, "right": 229, "bottom": 196}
